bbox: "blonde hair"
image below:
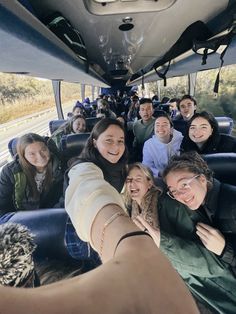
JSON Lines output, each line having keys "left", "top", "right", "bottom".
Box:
{"left": 122, "top": 162, "right": 161, "bottom": 209}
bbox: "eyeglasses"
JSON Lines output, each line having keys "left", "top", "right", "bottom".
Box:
{"left": 167, "top": 175, "right": 200, "bottom": 199}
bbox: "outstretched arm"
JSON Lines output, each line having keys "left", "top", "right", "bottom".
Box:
{"left": 0, "top": 163, "right": 199, "bottom": 314}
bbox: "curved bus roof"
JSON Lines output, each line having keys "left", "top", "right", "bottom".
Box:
{"left": 0, "top": 0, "right": 235, "bottom": 88}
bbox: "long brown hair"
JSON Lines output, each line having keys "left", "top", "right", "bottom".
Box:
{"left": 17, "top": 133, "right": 53, "bottom": 198}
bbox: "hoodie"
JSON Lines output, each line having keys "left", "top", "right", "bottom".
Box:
{"left": 142, "top": 129, "right": 183, "bottom": 177}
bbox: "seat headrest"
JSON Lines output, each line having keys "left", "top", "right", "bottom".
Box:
{"left": 49, "top": 119, "right": 66, "bottom": 135}
{"left": 85, "top": 117, "right": 101, "bottom": 132}
{"left": 215, "top": 116, "right": 234, "bottom": 135}
{"left": 8, "top": 137, "right": 18, "bottom": 158}
{"left": 61, "top": 133, "right": 90, "bottom": 159}
{"left": 202, "top": 153, "right": 236, "bottom": 185}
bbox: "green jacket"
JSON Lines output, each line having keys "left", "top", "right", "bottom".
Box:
{"left": 158, "top": 194, "right": 236, "bottom": 314}
{"left": 0, "top": 156, "right": 64, "bottom": 217}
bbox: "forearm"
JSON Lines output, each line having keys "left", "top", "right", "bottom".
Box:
{"left": 0, "top": 223, "right": 199, "bottom": 314}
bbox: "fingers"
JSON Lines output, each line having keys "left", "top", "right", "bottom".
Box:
{"left": 196, "top": 222, "right": 226, "bottom": 255}
{"left": 197, "top": 223, "right": 215, "bottom": 232}
{"left": 136, "top": 216, "right": 151, "bottom": 231}
{"left": 133, "top": 218, "right": 145, "bottom": 231}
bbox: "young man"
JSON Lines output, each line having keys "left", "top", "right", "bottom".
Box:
{"left": 173, "top": 95, "right": 197, "bottom": 135}
{"left": 175, "top": 95, "right": 197, "bottom": 121}
{"left": 132, "top": 98, "right": 155, "bottom": 162}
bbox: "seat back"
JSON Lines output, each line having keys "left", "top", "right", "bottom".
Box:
{"left": 215, "top": 116, "right": 234, "bottom": 135}
{"left": 8, "top": 208, "right": 70, "bottom": 260}
{"left": 61, "top": 133, "right": 90, "bottom": 160}
{"left": 8, "top": 137, "right": 18, "bottom": 158}
{"left": 49, "top": 119, "right": 66, "bottom": 135}
{"left": 173, "top": 116, "right": 234, "bottom": 136}
{"left": 202, "top": 153, "right": 236, "bottom": 185}
{"left": 85, "top": 117, "right": 101, "bottom": 132}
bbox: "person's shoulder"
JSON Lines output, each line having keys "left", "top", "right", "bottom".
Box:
{"left": 2, "top": 158, "right": 21, "bottom": 174}
{"left": 218, "top": 134, "right": 236, "bottom": 151}
{"left": 133, "top": 119, "right": 142, "bottom": 126}
{"left": 144, "top": 135, "right": 156, "bottom": 145}
{"left": 158, "top": 193, "right": 187, "bottom": 212}
{"left": 172, "top": 115, "right": 183, "bottom": 121}
{"left": 220, "top": 133, "right": 236, "bottom": 143}
{"left": 173, "top": 128, "right": 183, "bottom": 138}
{"left": 69, "top": 161, "right": 102, "bottom": 176}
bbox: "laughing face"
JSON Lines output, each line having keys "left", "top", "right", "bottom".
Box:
{"left": 93, "top": 124, "right": 125, "bottom": 163}
{"left": 165, "top": 170, "right": 207, "bottom": 210}
{"left": 126, "top": 167, "right": 152, "bottom": 205}
{"left": 154, "top": 116, "right": 172, "bottom": 143}
{"left": 189, "top": 117, "right": 213, "bottom": 146}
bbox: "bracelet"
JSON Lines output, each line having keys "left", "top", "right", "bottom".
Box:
{"left": 100, "top": 212, "right": 126, "bottom": 257}
{"left": 114, "top": 231, "right": 152, "bottom": 256}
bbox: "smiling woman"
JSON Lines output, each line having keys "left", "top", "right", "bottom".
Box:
{"left": 0, "top": 133, "right": 64, "bottom": 222}
{"left": 64, "top": 118, "right": 128, "bottom": 263}
{"left": 181, "top": 111, "right": 236, "bottom": 154}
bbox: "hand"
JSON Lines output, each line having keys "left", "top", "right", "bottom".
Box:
{"left": 196, "top": 222, "right": 225, "bottom": 255}
{"left": 133, "top": 215, "right": 161, "bottom": 248}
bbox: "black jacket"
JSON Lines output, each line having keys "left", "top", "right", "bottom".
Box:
{"left": 181, "top": 132, "right": 236, "bottom": 154}
{"left": 201, "top": 179, "right": 236, "bottom": 274}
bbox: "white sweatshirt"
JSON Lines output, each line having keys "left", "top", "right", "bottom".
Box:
{"left": 65, "top": 162, "right": 126, "bottom": 248}
{"left": 142, "top": 129, "right": 183, "bottom": 177}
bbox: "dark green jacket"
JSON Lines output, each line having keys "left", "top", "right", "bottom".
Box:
{"left": 0, "top": 156, "right": 64, "bottom": 217}
{"left": 158, "top": 194, "right": 236, "bottom": 314}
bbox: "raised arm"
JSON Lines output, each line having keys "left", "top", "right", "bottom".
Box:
{"left": 0, "top": 162, "right": 199, "bottom": 314}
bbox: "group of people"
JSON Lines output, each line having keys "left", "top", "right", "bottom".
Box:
{"left": 129, "top": 95, "right": 236, "bottom": 178}
{"left": 0, "top": 91, "right": 236, "bottom": 313}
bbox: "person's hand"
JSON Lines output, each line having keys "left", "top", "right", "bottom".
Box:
{"left": 133, "top": 215, "right": 160, "bottom": 248}
{"left": 196, "top": 222, "right": 225, "bottom": 255}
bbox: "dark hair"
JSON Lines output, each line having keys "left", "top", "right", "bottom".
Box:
{"left": 177, "top": 94, "right": 197, "bottom": 110}
{"left": 80, "top": 118, "right": 128, "bottom": 163}
{"left": 169, "top": 98, "right": 180, "bottom": 103}
{"left": 162, "top": 152, "right": 213, "bottom": 186}
{"left": 56, "top": 115, "right": 86, "bottom": 135}
{"left": 160, "top": 96, "right": 170, "bottom": 104}
{"left": 139, "top": 98, "right": 153, "bottom": 106}
{"left": 181, "top": 111, "right": 220, "bottom": 152}
{"left": 17, "top": 133, "right": 53, "bottom": 198}
{"left": 132, "top": 95, "right": 139, "bottom": 102}
{"left": 154, "top": 111, "right": 173, "bottom": 127}
{"left": 188, "top": 111, "right": 219, "bottom": 132}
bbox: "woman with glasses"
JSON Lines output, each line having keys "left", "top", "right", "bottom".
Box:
{"left": 134, "top": 152, "right": 236, "bottom": 313}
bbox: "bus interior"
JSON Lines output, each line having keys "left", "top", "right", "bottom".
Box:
{"left": 0, "top": 0, "right": 236, "bottom": 309}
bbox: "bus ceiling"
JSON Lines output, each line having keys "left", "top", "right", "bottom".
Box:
{"left": 0, "top": 0, "right": 235, "bottom": 88}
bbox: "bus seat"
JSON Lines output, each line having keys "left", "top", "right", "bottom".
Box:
{"left": 85, "top": 117, "right": 101, "bottom": 132}
{"left": 215, "top": 116, "right": 234, "bottom": 135}
{"left": 202, "top": 153, "right": 236, "bottom": 186}
{"left": 61, "top": 133, "right": 90, "bottom": 159}
{"left": 49, "top": 119, "right": 66, "bottom": 135}
{"left": 153, "top": 109, "right": 167, "bottom": 118}
{"left": 173, "top": 116, "right": 234, "bottom": 136}
{"left": 8, "top": 208, "right": 70, "bottom": 261}
{"left": 8, "top": 137, "right": 18, "bottom": 158}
